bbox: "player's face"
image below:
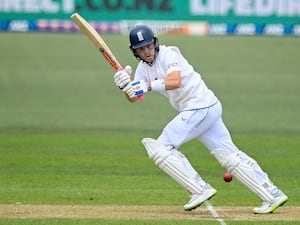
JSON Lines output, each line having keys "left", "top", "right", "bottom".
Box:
{"left": 136, "top": 43, "right": 155, "bottom": 63}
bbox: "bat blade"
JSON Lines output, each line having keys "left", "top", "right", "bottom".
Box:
{"left": 71, "top": 13, "right": 144, "bottom": 100}
{"left": 71, "top": 13, "right": 121, "bottom": 71}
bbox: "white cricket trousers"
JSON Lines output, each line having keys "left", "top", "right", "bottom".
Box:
{"left": 157, "top": 101, "right": 236, "bottom": 151}
{"left": 157, "top": 100, "right": 273, "bottom": 191}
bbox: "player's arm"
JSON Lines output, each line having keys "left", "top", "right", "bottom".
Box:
{"left": 155, "top": 70, "right": 181, "bottom": 91}
{"left": 145, "top": 49, "right": 182, "bottom": 92}
{"left": 113, "top": 64, "right": 181, "bottom": 101}
{"left": 122, "top": 70, "right": 181, "bottom": 100}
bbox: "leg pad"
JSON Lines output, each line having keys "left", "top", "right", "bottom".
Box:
{"left": 142, "top": 138, "right": 204, "bottom": 194}
{"left": 211, "top": 149, "right": 274, "bottom": 202}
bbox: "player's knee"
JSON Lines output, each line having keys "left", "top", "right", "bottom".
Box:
{"left": 142, "top": 138, "right": 171, "bottom": 166}
{"left": 211, "top": 149, "right": 240, "bottom": 172}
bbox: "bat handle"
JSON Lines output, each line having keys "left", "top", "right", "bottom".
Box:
{"left": 118, "top": 67, "right": 144, "bottom": 101}
{"left": 137, "top": 95, "right": 145, "bottom": 100}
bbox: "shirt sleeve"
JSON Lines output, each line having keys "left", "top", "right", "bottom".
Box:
{"left": 163, "top": 48, "right": 181, "bottom": 75}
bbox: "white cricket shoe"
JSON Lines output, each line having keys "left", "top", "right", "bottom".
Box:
{"left": 253, "top": 190, "right": 288, "bottom": 214}
{"left": 183, "top": 184, "right": 217, "bottom": 211}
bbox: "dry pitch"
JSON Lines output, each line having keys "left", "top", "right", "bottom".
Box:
{"left": 0, "top": 204, "right": 299, "bottom": 221}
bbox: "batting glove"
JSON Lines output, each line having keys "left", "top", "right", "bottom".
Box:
{"left": 123, "top": 80, "right": 148, "bottom": 98}
{"left": 113, "top": 65, "right": 132, "bottom": 89}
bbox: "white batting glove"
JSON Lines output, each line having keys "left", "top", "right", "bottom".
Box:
{"left": 123, "top": 80, "right": 148, "bottom": 98}
{"left": 113, "top": 65, "right": 132, "bottom": 89}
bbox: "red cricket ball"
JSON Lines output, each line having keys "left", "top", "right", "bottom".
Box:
{"left": 223, "top": 172, "right": 233, "bottom": 182}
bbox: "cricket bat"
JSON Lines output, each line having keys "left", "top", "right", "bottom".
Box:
{"left": 71, "top": 13, "right": 144, "bottom": 100}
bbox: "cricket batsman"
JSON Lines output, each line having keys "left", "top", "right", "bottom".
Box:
{"left": 113, "top": 25, "right": 288, "bottom": 214}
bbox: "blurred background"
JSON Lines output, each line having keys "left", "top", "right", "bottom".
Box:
{"left": 0, "top": 0, "right": 299, "bottom": 135}
{"left": 1, "top": 0, "right": 300, "bottom": 35}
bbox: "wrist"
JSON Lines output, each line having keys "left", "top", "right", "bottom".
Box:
{"left": 149, "top": 79, "right": 165, "bottom": 92}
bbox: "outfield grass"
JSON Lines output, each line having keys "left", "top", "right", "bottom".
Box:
{"left": 0, "top": 133, "right": 299, "bottom": 205}
{"left": 0, "top": 33, "right": 299, "bottom": 224}
{"left": 0, "top": 33, "right": 299, "bottom": 134}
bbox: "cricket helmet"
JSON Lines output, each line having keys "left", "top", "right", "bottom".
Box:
{"left": 129, "top": 25, "right": 159, "bottom": 63}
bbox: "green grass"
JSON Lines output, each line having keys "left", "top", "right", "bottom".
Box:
{"left": 0, "top": 33, "right": 299, "bottom": 134}
{"left": 0, "top": 134, "right": 299, "bottom": 206}
{"left": 0, "top": 33, "right": 299, "bottom": 224}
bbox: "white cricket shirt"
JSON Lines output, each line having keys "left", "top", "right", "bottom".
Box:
{"left": 134, "top": 45, "right": 218, "bottom": 111}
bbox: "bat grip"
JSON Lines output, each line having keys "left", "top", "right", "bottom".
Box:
{"left": 138, "top": 95, "right": 145, "bottom": 100}
{"left": 118, "top": 67, "right": 144, "bottom": 101}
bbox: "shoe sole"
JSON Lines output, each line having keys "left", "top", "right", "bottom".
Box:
{"left": 184, "top": 190, "right": 217, "bottom": 211}
{"left": 254, "top": 197, "right": 288, "bottom": 214}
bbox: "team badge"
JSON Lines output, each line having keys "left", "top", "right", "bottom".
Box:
{"left": 137, "top": 31, "right": 144, "bottom": 41}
